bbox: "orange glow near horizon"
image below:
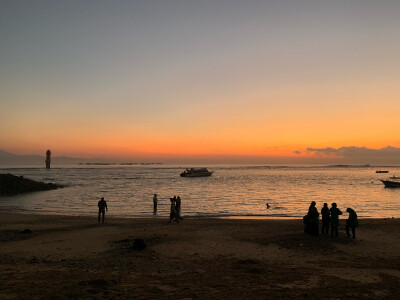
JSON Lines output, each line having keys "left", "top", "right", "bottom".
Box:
{"left": 2, "top": 90, "right": 399, "bottom": 160}
{"left": 2, "top": 132, "right": 398, "bottom": 161}
{"left": 2, "top": 88, "right": 399, "bottom": 160}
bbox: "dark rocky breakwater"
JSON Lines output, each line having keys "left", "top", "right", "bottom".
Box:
{"left": 0, "top": 173, "right": 64, "bottom": 196}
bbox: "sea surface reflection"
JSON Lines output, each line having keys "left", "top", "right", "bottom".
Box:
{"left": 1, "top": 165, "right": 399, "bottom": 218}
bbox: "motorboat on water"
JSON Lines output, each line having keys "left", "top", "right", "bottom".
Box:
{"left": 180, "top": 168, "right": 213, "bottom": 177}
{"left": 376, "top": 170, "right": 389, "bottom": 173}
{"left": 381, "top": 176, "right": 400, "bottom": 188}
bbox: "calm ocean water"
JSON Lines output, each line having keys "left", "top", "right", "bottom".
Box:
{"left": 1, "top": 165, "right": 400, "bottom": 218}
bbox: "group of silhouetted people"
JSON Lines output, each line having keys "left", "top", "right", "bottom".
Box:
{"left": 304, "top": 201, "right": 358, "bottom": 238}
{"left": 97, "top": 194, "right": 184, "bottom": 224}
{"left": 168, "top": 196, "right": 183, "bottom": 223}
{"left": 153, "top": 193, "right": 184, "bottom": 223}
{"left": 97, "top": 196, "right": 358, "bottom": 236}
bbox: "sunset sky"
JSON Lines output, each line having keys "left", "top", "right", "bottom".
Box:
{"left": 1, "top": 1, "right": 400, "bottom": 163}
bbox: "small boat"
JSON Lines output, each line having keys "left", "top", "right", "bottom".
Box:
{"left": 376, "top": 170, "right": 389, "bottom": 173}
{"left": 180, "top": 168, "right": 213, "bottom": 177}
{"left": 381, "top": 177, "right": 400, "bottom": 188}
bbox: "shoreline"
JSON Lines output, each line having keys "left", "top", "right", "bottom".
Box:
{"left": 0, "top": 207, "right": 394, "bottom": 222}
{"left": 1, "top": 210, "right": 400, "bottom": 298}
{"left": 0, "top": 207, "right": 394, "bottom": 220}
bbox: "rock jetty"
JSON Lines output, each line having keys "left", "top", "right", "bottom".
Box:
{"left": 0, "top": 173, "right": 64, "bottom": 196}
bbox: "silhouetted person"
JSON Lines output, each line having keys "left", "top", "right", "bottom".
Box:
{"left": 307, "top": 201, "right": 319, "bottom": 236}
{"left": 346, "top": 208, "right": 358, "bottom": 239}
{"left": 153, "top": 194, "right": 158, "bottom": 213}
{"left": 329, "top": 203, "right": 342, "bottom": 238}
{"left": 321, "top": 203, "right": 330, "bottom": 235}
{"left": 168, "top": 197, "right": 176, "bottom": 223}
{"left": 98, "top": 197, "right": 108, "bottom": 223}
{"left": 266, "top": 203, "right": 270, "bottom": 209}
{"left": 176, "top": 196, "right": 183, "bottom": 222}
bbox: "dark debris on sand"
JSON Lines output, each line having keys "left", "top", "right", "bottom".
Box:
{"left": 0, "top": 229, "right": 37, "bottom": 243}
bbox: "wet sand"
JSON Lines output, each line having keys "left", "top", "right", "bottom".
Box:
{"left": 1, "top": 212, "right": 400, "bottom": 299}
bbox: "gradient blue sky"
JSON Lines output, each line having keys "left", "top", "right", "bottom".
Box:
{"left": 1, "top": 1, "right": 400, "bottom": 163}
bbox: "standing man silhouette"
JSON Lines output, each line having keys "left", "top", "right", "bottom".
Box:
{"left": 98, "top": 197, "right": 108, "bottom": 223}
{"left": 153, "top": 194, "right": 158, "bottom": 213}
{"left": 321, "top": 203, "right": 330, "bottom": 235}
{"left": 329, "top": 203, "right": 342, "bottom": 238}
{"left": 176, "top": 196, "right": 183, "bottom": 222}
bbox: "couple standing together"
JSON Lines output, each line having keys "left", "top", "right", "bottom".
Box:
{"left": 169, "top": 196, "right": 183, "bottom": 223}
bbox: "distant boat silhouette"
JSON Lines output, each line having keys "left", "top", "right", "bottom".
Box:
{"left": 376, "top": 170, "right": 389, "bottom": 173}
{"left": 180, "top": 168, "right": 213, "bottom": 177}
{"left": 381, "top": 177, "right": 400, "bottom": 188}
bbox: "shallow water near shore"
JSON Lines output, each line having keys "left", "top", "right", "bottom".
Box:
{"left": 1, "top": 165, "right": 399, "bottom": 218}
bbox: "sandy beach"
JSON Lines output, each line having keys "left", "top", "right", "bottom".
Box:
{"left": 1, "top": 211, "right": 400, "bottom": 299}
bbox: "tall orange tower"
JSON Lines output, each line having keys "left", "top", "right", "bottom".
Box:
{"left": 45, "top": 150, "right": 51, "bottom": 169}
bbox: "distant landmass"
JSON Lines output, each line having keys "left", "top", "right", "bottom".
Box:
{"left": 0, "top": 149, "right": 84, "bottom": 166}
{"left": 0, "top": 173, "right": 64, "bottom": 195}
{"left": 0, "top": 150, "right": 162, "bottom": 166}
{"left": 79, "top": 162, "right": 162, "bottom": 166}
{"left": 325, "top": 164, "right": 371, "bottom": 168}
